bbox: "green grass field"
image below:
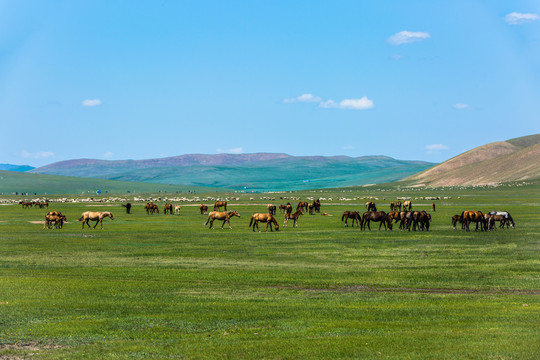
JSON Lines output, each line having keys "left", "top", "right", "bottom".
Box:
{"left": 0, "top": 182, "right": 539, "bottom": 359}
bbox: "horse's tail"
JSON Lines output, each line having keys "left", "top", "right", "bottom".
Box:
{"left": 204, "top": 214, "right": 211, "bottom": 226}
{"left": 341, "top": 212, "right": 346, "bottom": 221}
{"left": 249, "top": 217, "right": 254, "bottom": 227}
{"left": 459, "top": 211, "right": 465, "bottom": 222}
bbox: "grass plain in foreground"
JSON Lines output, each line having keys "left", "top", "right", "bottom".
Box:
{"left": 0, "top": 182, "right": 539, "bottom": 359}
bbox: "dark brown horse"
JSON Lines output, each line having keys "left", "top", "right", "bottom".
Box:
{"left": 412, "top": 211, "right": 431, "bottom": 231}
{"left": 362, "top": 211, "right": 392, "bottom": 231}
{"left": 214, "top": 201, "right": 227, "bottom": 211}
{"left": 342, "top": 211, "right": 362, "bottom": 227}
{"left": 267, "top": 204, "right": 277, "bottom": 215}
{"left": 200, "top": 204, "right": 208, "bottom": 214}
{"left": 284, "top": 208, "right": 303, "bottom": 228}
{"left": 279, "top": 204, "right": 288, "bottom": 213}
{"left": 460, "top": 210, "right": 486, "bottom": 231}
{"left": 394, "top": 201, "right": 402, "bottom": 212}
{"left": 249, "top": 213, "right": 279, "bottom": 232}
{"left": 204, "top": 210, "right": 240, "bottom": 229}
{"left": 390, "top": 202, "right": 395, "bottom": 211}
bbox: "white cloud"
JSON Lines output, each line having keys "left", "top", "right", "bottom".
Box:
{"left": 504, "top": 12, "right": 539, "bottom": 25}
{"left": 342, "top": 145, "right": 355, "bottom": 150}
{"left": 82, "top": 99, "right": 102, "bottom": 107}
{"left": 319, "top": 97, "right": 374, "bottom": 110}
{"left": 425, "top": 144, "right": 449, "bottom": 151}
{"left": 453, "top": 103, "right": 470, "bottom": 109}
{"left": 217, "top": 147, "right": 243, "bottom": 154}
{"left": 21, "top": 150, "right": 54, "bottom": 159}
{"left": 283, "top": 93, "right": 322, "bottom": 103}
{"left": 388, "top": 31, "right": 430, "bottom": 45}
{"left": 103, "top": 152, "right": 114, "bottom": 159}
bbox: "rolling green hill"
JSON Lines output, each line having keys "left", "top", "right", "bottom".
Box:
{"left": 0, "top": 170, "right": 214, "bottom": 195}
{"left": 30, "top": 154, "right": 434, "bottom": 191}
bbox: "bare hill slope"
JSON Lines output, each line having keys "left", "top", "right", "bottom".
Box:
{"left": 405, "top": 134, "right": 540, "bottom": 187}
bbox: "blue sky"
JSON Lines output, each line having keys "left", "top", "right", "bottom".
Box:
{"left": 1, "top": 0, "right": 539, "bottom": 167}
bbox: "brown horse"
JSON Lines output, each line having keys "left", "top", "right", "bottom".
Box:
{"left": 365, "top": 202, "right": 377, "bottom": 212}
{"left": 267, "top": 204, "right": 277, "bottom": 215}
{"left": 284, "top": 208, "right": 303, "bottom": 228}
{"left": 200, "top": 204, "right": 208, "bottom": 214}
{"left": 249, "top": 213, "right": 280, "bottom": 232}
{"left": 390, "top": 202, "right": 395, "bottom": 211}
{"left": 163, "top": 203, "right": 173, "bottom": 215}
{"left": 451, "top": 215, "right": 461, "bottom": 230}
{"left": 297, "top": 201, "right": 308, "bottom": 212}
{"left": 460, "top": 210, "right": 486, "bottom": 231}
{"left": 145, "top": 202, "right": 159, "bottom": 214}
{"left": 403, "top": 200, "right": 412, "bottom": 211}
{"left": 79, "top": 211, "right": 113, "bottom": 229}
{"left": 412, "top": 211, "right": 431, "bottom": 231}
{"left": 279, "top": 204, "right": 288, "bottom": 213}
{"left": 285, "top": 203, "right": 293, "bottom": 215}
{"left": 395, "top": 201, "right": 402, "bottom": 212}
{"left": 204, "top": 210, "right": 240, "bottom": 229}
{"left": 342, "top": 211, "right": 362, "bottom": 227}
{"left": 214, "top": 201, "right": 227, "bottom": 211}
{"left": 43, "top": 212, "right": 67, "bottom": 230}
{"left": 362, "top": 211, "right": 392, "bottom": 231}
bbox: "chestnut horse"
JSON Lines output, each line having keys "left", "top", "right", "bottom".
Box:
{"left": 200, "top": 204, "right": 208, "bottom": 214}
{"left": 249, "top": 213, "right": 280, "bottom": 232}
{"left": 460, "top": 210, "right": 486, "bottom": 231}
{"left": 79, "top": 211, "right": 114, "bottom": 229}
{"left": 284, "top": 208, "right": 303, "bottom": 228}
{"left": 204, "top": 210, "right": 240, "bottom": 229}
{"left": 297, "top": 202, "right": 308, "bottom": 212}
{"left": 214, "top": 201, "right": 227, "bottom": 211}
{"left": 163, "top": 203, "right": 173, "bottom": 215}
{"left": 451, "top": 215, "right": 461, "bottom": 230}
{"left": 267, "top": 204, "right": 277, "bottom": 215}
{"left": 394, "top": 201, "right": 402, "bottom": 212}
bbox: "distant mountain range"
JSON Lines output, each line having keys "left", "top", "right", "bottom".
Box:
{"left": 29, "top": 153, "right": 434, "bottom": 191}
{"left": 404, "top": 134, "right": 540, "bottom": 187}
{"left": 0, "top": 164, "right": 35, "bottom": 172}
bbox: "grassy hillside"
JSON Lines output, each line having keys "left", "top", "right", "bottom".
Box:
{"left": 0, "top": 170, "right": 215, "bottom": 195}
{"left": 406, "top": 134, "right": 540, "bottom": 187}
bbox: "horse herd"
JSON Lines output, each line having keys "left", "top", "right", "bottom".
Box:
{"left": 37, "top": 199, "right": 515, "bottom": 233}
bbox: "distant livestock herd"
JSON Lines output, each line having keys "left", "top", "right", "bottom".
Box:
{"left": 23, "top": 199, "right": 515, "bottom": 232}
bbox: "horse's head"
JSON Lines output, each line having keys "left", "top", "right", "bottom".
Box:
{"left": 107, "top": 212, "right": 114, "bottom": 220}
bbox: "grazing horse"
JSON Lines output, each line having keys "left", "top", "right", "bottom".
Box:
{"left": 214, "top": 201, "right": 227, "bottom": 211}
{"left": 362, "top": 211, "right": 392, "bottom": 231}
{"left": 200, "top": 204, "right": 208, "bottom": 214}
{"left": 412, "top": 211, "right": 431, "bottom": 231}
{"left": 145, "top": 202, "right": 159, "bottom": 214}
{"left": 394, "top": 201, "right": 402, "bottom": 212}
{"left": 460, "top": 210, "right": 486, "bottom": 231}
{"left": 204, "top": 210, "right": 240, "bottom": 229}
{"left": 249, "top": 213, "right": 280, "bottom": 232}
{"left": 122, "top": 203, "right": 132, "bottom": 214}
{"left": 488, "top": 211, "right": 515, "bottom": 229}
{"left": 390, "top": 202, "right": 395, "bottom": 211}
{"left": 297, "top": 201, "right": 308, "bottom": 212}
{"left": 366, "top": 202, "right": 377, "bottom": 212}
{"left": 174, "top": 205, "right": 181, "bottom": 215}
{"left": 451, "top": 215, "right": 461, "bottom": 230}
{"left": 79, "top": 211, "right": 114, "bottom": 229}
{"left": 312, "top": 199, "right": 321, "bottom": 213}
{"left": 403, "top": 200, "right": 412, "bottom": 211}
{"left": 267, "top": 204, "right": 277, "bottom": 215}
{"left": 163, "top": 203, "right": 173, "bottom": 215}
{"left": 279, "top": 204, "right": 288, "bottom": 213}
{"left": 397, "top": 211, "right": 414, "bottom": 231}
{"left": 284, "top": 208, "right": 303, "bottom": 228}
{"left": 342, "top": 211, "right": 362, "bottom": 227}
{"left": 43, "top": 212, "right": 66, "bottom": 230}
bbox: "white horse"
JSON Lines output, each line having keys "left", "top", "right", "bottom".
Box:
{"left": 488, "top": 211, "right": 515, "bottom": 228}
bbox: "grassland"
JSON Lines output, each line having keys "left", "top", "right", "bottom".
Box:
{"left": 0, "top": 182, "right": 539, "bottom": 359}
